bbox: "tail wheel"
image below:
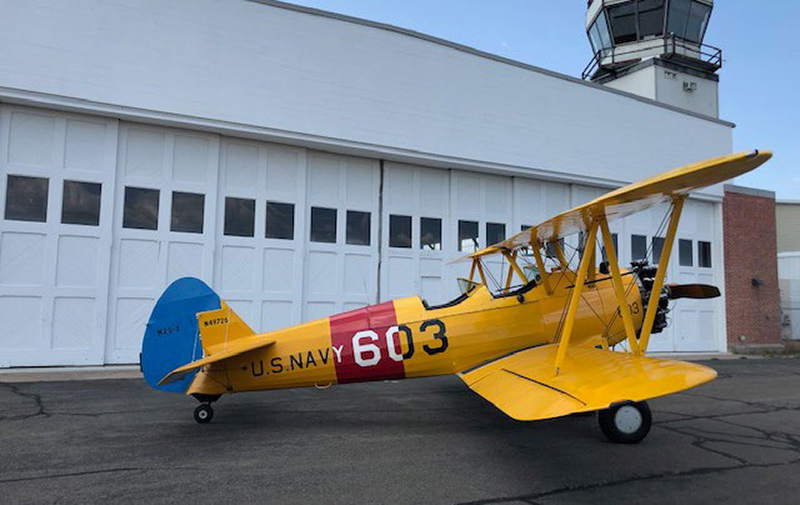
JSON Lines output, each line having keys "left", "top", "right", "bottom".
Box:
{"left": 194, "top": 404, "right": 214, "bottom": 424}
{"left": 598, "top": 401, "right": 652, "bottom": 444}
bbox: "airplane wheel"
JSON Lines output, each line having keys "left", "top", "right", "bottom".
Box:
{"left": 194, "top": 404, "right": 214, "bottom": 424}
{"left": 598, "top": 401, "right": 651, "bottom": 444}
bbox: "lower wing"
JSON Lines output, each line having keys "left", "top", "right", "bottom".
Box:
{"left": 458, "top": 344, "right": 716, "bottom": 421}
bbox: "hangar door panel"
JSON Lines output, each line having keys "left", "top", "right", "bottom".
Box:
{"left": 670, "top": 200, "right": 721, "bottom": 352}
{"left": 613, "top": 199, "right": 721, "bottom": 353}
{"left": 216, "top": 139, "right": 306, "bottom": 333}
{"left": 381, "top": 163, "right": 449, "bottom": 304}
{"left": 305, "top": 152, "right": 379, "bottom": 320}
{"left": 107, "top": 123, "right": 219, "bottom": 364}
{"left": 0, "top": 106, "right": 117, "bottom": 366}
{"left": 446, "top": 171, "right": 514, "bottom": 299}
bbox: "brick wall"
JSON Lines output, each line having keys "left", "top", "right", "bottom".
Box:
{"left": 722, "top": 185, "right": 781, "bottom": 349}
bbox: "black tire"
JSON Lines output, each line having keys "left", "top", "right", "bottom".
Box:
{"left": 598, "top": 401, "right": 652, "bottom": 444}
{"left": 194, "top": 404, "right": 214, "bottom": 424}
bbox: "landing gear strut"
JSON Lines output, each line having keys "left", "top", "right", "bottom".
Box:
{"left": 192, "top": 393, "right": 221, "bottom": 424}
{"left": 598, "top": 401, "right": 652, "bottom": 444}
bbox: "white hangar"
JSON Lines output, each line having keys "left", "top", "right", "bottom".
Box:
{"left": 0, "top": 0, "right": 731, "bottom": 367}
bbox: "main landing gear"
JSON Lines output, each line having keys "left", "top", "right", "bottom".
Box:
{"left": 598, "top": 401, "right": 652, "bottom": 444}
{"left": 192, "top": 394, "right": 221, "bottom": 424}
{"left": 194, "top": 404, "right": 214, "bottom": 423}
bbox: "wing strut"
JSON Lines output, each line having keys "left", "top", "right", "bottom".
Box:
{"left": 599, "top": 216, "right": 639, "bottom": 354}
{"left": 531, "top": 243, "right": 552, "bottom": 294}
{"left": 554, "top": 219, "right": 598, "bottom": 375}
{"left": 502, "top": 250, "right": 527, "bottom": 289}
{"left": 638, "top": 196, "right": 685, "bottom": 354}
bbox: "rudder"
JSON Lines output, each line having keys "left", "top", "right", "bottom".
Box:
{"left": 141, "top": 277, "right": 220, "bottom": 393}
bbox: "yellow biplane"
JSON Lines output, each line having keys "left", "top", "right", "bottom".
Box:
{"left": 141, "top": 150, "right": 771, "bottom": 443}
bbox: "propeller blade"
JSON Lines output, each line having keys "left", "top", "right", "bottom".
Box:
{"left": 665, "top": 283, "right": 721, "bottom": 300}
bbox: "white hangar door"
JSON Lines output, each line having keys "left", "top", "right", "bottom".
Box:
{"left": 619, "top": 203, "right": 672, "bottom": 353}
{"left": 670, "top": 200, "right": 722, "bottom": 352}
{"left": 0, "top": 106, "right": 117, "bottom": 367}
{"left": 380, "top": 163, "right": 450, "bottom": 305}
{"left": 618, "top": 200, "right": 722, "bottom": 353}
{"left": 106, "top": 123, "right": 219, "bottom": 364}
{"left": 446, "top": 171, "right": 514, "bottom": 299}
{"left": 216, "top": 138, "right": 306, "bottom": 333}
{"left": 304, "top": 152, "right": 379, "bottom": 320}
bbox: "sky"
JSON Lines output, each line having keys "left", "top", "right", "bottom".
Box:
{"left": 288, "top": 0, "right": 800, "bottom": 199}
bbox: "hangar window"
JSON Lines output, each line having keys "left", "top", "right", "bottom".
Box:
{"left": 346, "top": 210, "right": 371, "bottom": 246}
{"left": 224, "top": 197, "right": 255, "bottom": 237}
{"left": 698, "top": 241, "right": 712, "bottom": 268}
{"left": 486, "top": 223, "right": 506, "bottom": 246}
{"left": 631, "top": 234, "right": 647, "bottom": 262}
{"left": 389, "top": 214, "right": 412, "bottom": 248}
{"left": 601, "top": 233, "right": 619, "bottom": 261}
{"left": 265, "top": 202, "right": 294, "bottom": 240}
{"left": 679, "top": 239, "right": 693, "bottom": 266}
{"left": 652, "top": 236, "right": 665, "bottom": 263}
{"left": 310, "top": 206, "right": 337, "bottom": 243}
{"left": 171, "top": 191, "right": 204, "bottom": 234}
{"left": 458, "top": 220, "right": 479, "bottom": 253}
{"left": 420, "top": 217, "right": 442, "bottom": 250}
{"left": 62, "top": 180, "right": 101, "bottom": 226}
{"left": 5, "top": 175, "right": 48, "bottom": 222}
{"left": 545, "top": 238, "right": 566, "bottom": 259}
{"left": 123, "top": 187, "right": 159, "bottom": 230}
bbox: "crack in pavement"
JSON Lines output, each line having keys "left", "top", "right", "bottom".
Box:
{"left": 462, "top": 376, "right": 800, "bottom": 504}
{"left": 0, "top": 383, "right": 50, "bottom": 421}
{"left": 457, "top": 459, "right": 800, "bottom": 504}
{"left": 0, "top": 383, "right": 165, "bottom": 421}
{"left": 0, "top": 468, "right": 142, "bottom": 484}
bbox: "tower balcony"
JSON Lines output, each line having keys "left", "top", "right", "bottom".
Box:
{"left": 584, "top": 0, "right": 718, "bottom": 81}
{"left": 582, "top": 33, "right": 722, "bottom": 81}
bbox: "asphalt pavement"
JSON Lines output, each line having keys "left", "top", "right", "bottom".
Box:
{"left": 1, "top": 358, "right": 799, "bottom": 504}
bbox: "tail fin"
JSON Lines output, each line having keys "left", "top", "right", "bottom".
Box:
{"left": 141, "top": 277, "right": 221, "bottom": 393}
{"left": 141, "top": 278, "right": 260, "bottom": 392}
{"left": 196, "top": 300, "right": 255, "bottom": 354}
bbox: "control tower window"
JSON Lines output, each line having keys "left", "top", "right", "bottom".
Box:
{"left": 637, "top": 0, "right": 665, "bottom": 39}
{"left": 668, "top": 0, "right": 711, "bottom": 44}
{"left": 588, "top": 11, "right": 612, "bottom": 56}
{"left": 609, "top": 2, "right": 637, "bottom": 44}
{"left": 596, "top": 11, "right": 612, "bottom": 49}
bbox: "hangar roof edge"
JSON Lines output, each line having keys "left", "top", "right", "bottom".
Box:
{"left": 248, "top": 0, "right": 735, "bottom": 128}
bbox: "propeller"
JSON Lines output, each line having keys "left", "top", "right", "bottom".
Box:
{"left": 664, "top": 283, "right": 720, "bottom": 300}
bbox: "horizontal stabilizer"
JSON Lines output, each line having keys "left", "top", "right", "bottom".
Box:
{"left": 459, "top": 344, "right": 716, "bottom": 421}
{"left": 157, "top": 336, "right": 275, "bottom": 386}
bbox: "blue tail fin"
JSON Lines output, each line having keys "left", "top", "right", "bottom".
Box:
{"left": 141, "top": 277, "right": 220, "bottom": 393}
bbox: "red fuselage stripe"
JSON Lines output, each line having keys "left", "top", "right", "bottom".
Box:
{"left": 329, "top": 302, "right": 405, "bottom": 383}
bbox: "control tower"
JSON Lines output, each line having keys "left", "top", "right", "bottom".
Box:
{"left": 583, "top": 0, "right": 721, "bottom": 117}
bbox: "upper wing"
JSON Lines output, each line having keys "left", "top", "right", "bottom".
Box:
{"left": 455, "top": 150, "right": 771, "bottom": 262}
{"left": 459, "top": 344, "right": 716, "bottom": 421}
{"left": 157, "top": 335, "right": 275, "bottom": 386}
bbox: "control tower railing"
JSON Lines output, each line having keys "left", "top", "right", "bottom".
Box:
{"left": 582, "top": 34, "right": 723, "bottom": 80}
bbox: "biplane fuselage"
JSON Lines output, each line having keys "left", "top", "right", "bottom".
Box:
{"left": 187, "top": 270, "right": 643, "bottom": 396}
